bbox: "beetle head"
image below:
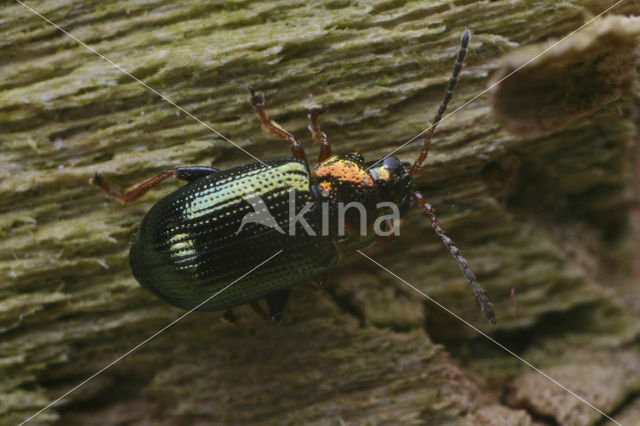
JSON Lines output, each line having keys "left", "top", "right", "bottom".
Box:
{"left": 366, "top": 155, "right": 413, "bottom": 216}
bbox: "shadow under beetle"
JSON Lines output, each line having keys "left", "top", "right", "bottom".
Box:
{"left": 91, "top": 30, "right": 495, "bottom": 324}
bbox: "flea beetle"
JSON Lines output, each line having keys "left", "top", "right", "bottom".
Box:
{"left": 91, "top": 30, "right": 495, "bottom": 324}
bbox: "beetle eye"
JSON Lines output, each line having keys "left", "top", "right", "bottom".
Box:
{"left": 382, "top": 156, "right": 404, "bottom": 171}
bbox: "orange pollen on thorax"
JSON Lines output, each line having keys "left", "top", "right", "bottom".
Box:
{"left": 316, "top": 160, "right": 374, "bottom": 187}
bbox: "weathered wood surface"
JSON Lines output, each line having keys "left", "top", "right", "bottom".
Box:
{"left": 1, "top": 1, "right": 639, "bottom": 425}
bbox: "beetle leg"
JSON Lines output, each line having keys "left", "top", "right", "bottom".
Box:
{"left": 249, "top": 301, "right": 269, "bottom": 322}
{"left": 91, "top": 166, "right": 219, "bottom": 204}
{"left": 91, "top": 170, "right": 176, "bottom": 205}
{"left": 297, "top": 282, "right": 317, "bottom": 291}
{"left": 307, "top": 105, "right": 332, "bottom": 162}
{"left": 264, "top": 288, "right": 292, "bottom": 323}
{"left": 175, "top": 166, "right": 220, "bottom": 182}
{"left": 221, "top": 308, "right": 236, "bottom": 325}
{"left": 313, "top": 271, "right": 330, "bottom": 288}
{"left": 297, "top": 272, "right": 330, "bottom": 291}
{"left": 248, "top": 87, "right": 309, "bottom": 164}
{"left": 411, "top": 190, "right": 496, "bottom": 324}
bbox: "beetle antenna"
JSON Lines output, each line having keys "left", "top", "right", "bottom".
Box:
{"left": 408, "top": 30, "right": 470, "bottom": 177}
{"left": 412, "top": 190, "right": 495, "bottom": 323}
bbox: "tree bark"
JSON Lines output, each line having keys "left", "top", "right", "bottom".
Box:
{"left": 1, "top": 1, "right": 639, "bottom": 425}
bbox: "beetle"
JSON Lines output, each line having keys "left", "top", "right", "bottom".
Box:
{"left": 91, "top": 30, "right": 495, "bottom": 324}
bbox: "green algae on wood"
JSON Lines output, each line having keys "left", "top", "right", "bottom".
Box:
{"left": 1, "top": 1, "right": 639, "bottom": 425}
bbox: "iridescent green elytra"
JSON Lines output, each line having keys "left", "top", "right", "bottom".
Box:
{"left": 92, "top": 31, "right": 496, "bottom": 323}
{"left": 129, "top": 159, "right": 337, "bottom": 312}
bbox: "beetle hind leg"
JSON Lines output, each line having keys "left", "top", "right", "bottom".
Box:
{"left": 91, "top": 170, "right": 178, "bottom": 205}
{"left": 91, "top": 166, "right": 220, "bottom": 204}
{"left": 248, "top": 87, "right": 309, "bottom": 164}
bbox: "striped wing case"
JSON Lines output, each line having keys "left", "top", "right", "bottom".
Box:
{"left": 129, "top": 158, "right": 338, "bottom": 311}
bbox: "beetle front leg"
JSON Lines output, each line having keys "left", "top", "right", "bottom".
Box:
{"left": 412, "top": 191, "right": 496, "bottom": 324}
{"left": 307, "top": 105, "right": 332, "bottom": 162}
{"left": 248, "top": 87, "right": 309, "bottom": 164}
{"left": 91, "top": 166, "right": 220, "bottom": 204}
